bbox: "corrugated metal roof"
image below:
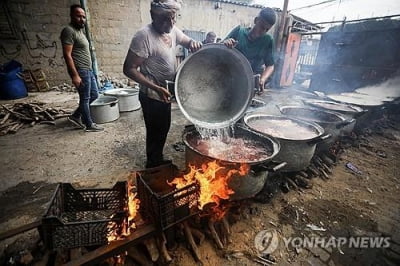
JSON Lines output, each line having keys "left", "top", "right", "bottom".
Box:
{"left": 211, "top": 0, "right": 265, "bottom": 9}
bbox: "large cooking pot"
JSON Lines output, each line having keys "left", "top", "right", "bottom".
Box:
{"left": 90, "top": 95, "right": 120, "bottom": 124}
{"left": 278, "top": 105, "right": 354, "bottom": 150}
{"left": 244, "top": 114, "right": 329, "bottom": 172}
{"left": 183, "top": 125, "right": 284, "bottom": 200}
{"left": 175, "top": 44, "right": 254, "bottom": 129}
{"left": 302, "top": 99, "right": 365, "bottom": 134}
{"left": 104, "top": 88, "right": 140, "bottom": 112}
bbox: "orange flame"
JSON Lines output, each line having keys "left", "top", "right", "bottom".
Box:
{"left": 107, "top": 174, "right": 140, "bottom": 243}
{"left": 168, "top": 161, "right": 249, "bottom": 213}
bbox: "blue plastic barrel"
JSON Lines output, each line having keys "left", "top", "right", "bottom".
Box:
{"left": 0, "top": 60, "right": 28, "bottom": 100}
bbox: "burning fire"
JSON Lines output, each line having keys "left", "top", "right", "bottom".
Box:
{"left": 107, "top": 174, "right": 140, "bottom": 243}
{"left": 168, "top": 160, "right": 249, "bottom": 217}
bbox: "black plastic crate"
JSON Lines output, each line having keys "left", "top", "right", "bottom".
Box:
{"left": 136, "top": 165, "right": 199, "bottom": 231}
{"left": 41, "top": 182, "right": 128, "bottom": 249}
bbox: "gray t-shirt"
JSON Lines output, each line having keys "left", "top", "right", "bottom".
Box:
{"left": 60, "top": 25, "right": 92, "bottom": 70}
{"left": 129, "top": 24, "right": 186, "bottom": 101}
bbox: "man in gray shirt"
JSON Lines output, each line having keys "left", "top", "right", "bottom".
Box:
{"left": 123, "top": 0, "right": 201, "bottom": 168}
{"left": 60, "top": 4, "right": 103, "bottom": 132}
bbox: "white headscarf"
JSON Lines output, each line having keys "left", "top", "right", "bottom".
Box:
{"left": 151, "top": 0, "right": 182, "bottom": 12}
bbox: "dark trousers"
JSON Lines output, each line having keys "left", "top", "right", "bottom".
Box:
{"left": 72, "top": 70, "right": 99, "bottom": 127}
{"left": 139, "top": 92, "right": 171, "bottom": 165}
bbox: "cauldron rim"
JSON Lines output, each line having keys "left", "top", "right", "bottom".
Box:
{"left": 244, "top": 113, "right": 325, "bottom": 141}
{"left": 182, "top": 125, "right": 280, "bottom": 165}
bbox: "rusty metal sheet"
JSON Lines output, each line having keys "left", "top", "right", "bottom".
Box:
{"left": 280, "top": 33, "right": 302, "bottom": 87}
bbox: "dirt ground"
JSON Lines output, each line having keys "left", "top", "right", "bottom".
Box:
{"left": 0, "top": 89, "right": 399, "bottom": 265}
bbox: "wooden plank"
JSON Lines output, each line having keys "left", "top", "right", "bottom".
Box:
{"left": 64, "top": 224, "right": 156, "bottom": 266}
{"left": 0, "top": 220, "right": 42, "bottom": 241}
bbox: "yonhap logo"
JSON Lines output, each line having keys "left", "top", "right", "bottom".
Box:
{"left": 254, "top": 229, "right": 280, "bottom": 254}
{"left": 254, "top": 229, "right": 391, "bottom": 254}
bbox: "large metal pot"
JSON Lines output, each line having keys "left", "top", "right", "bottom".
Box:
{"left": 175, "top": 44, "right": 254, "bottom": 129}
{"left": 244, "top": 114, "right": 329, "bottom": 172}
{"left": 90, "top": 95, "right": 120, "bottom": 124}
{"left": 104, "top": 88, "right": 140, "bottom": 112}
{"left": 303, "top": 99, "right": 365, "bottom": 134}
{"left": 183, "top": 125, "right": 283, "bottom": 200}
{"left": 278, "top": 106, "right": 354, "bottom": 150}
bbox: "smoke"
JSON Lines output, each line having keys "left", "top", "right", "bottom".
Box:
{"left": 356, "top": 73, "right": 400, "bottom": 99}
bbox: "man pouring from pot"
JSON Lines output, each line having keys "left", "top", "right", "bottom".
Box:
{"left": 224, "top": 7, "right": 276, "bottom": 93}
{"left": 123, "top": 0, "right": 201, "bottom": 168}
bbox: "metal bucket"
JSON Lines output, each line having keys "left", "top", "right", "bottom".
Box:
{"left": 90, "top": 95, "right": 120, "bottom": 124}
{"left": 104, "top": 88, "right": 140, "bottom": 112}
{"left": 175, "top": 44, "right": 254, "bottom": 129}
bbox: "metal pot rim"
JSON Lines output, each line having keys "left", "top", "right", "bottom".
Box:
{"left": 244, "top": 113, "right": 325, "bottom": 141}
{"left": 90, "top": 95, "right": 119, "bottom": 106}
{"left": 303, "top": 99, "right": 364, "bottom": 114}
{"left": 279, "top": 105, "right": 347, "bottom": 124}
{"left": 182, "top": 125, "right": 280, "bottom": 165}
{"left": 103, "top": 88, "right": 139, "bottom": 97}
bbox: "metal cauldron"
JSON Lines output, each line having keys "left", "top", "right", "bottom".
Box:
{"left": 303, "top": 99, "right": 365, "bottom": 134}
{"left": 244, "top": 114, "right": 329, "bottom": 172}
{"left": 183, "top": 125, "right": 284, "bottom": 200}
{"left": 277, "top": 105, "right": 354, "bottom": 151}
{"left": 175, "top": 44, "right": 254, "bottom": 129}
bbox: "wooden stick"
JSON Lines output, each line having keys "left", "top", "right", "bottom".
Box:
{"left": 286, "top": 177, "right": 298, "bottom": 190}
{"left": 39, "top": 121, "right": 56, "bottom": 125}
{"left": 221, "top": 216, "right": 231, "bottom": 235}
{"left": 319, "top": 168, "right": 330, "bottom": 180}
{"left": 208, "top": 219, "right": 224, "bottom": 250}
{"left": 298, "top": 171, "right": 309, "bottom": 179}
{"left": 220, "top": 217, "right": 231, "bottom": 245}
{"left": 0, "top": 113, "right": 10, "bottom": 124}
{"left": 143, "top": 237, "right": 159, "bottom": 262}
{"left": 190, "top": 227, "right": 205, "bottom": 245}
{"left": 183, "top": 221, "right": 202, "bottom": 261}
{"left": 2, "top": 105, "right": 33, "bottom": 121}
{"left": 9, "top": 123, "right": 23, "bottom": 133}
{"left": 127, "top": 246, "right": 152, "bottom": 266}
{"left": 43, "top": 110, "right": 55, "bottom": 121}
{"left": 158, "top": 232, "right": 172, "bottom": 263}
{"left": 54, "top": 113, "right": 71, "bottom": 119}
{"left": 308, "top": 165, "right": 320, "bottom": 177}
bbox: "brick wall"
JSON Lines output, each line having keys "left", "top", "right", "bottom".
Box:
{"left": 0, "top": 0, "right": 273, "bottom": 87}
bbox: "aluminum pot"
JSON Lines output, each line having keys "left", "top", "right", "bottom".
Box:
{"left": 278, "top": 106, "right": 354, "bottom": 150}
{"left": 104, "top": 88, "right": 140, "bottom": 112}
{"left": 183, "top": 125, "right": 284, "bottom": 200}
{"left": 244, "top": 114, "right": 329, "bottom": 172}
{"left": 175, "top": 44, "right": 254, "bottom": 129}
{"left": 303, "top": 99, "right": 366, "bottom": 134}
{"left": 90, "top": 95, "right": 120, "bottom": 124}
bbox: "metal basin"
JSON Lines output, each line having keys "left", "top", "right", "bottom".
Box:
{"left": 175, "top": 44, "right": 254, "bottom": 129}
{"left": 183, "top": 125, "right": 281, "bottom": 200}
{"left": 104, "top": 88, "right": 140, "bottom": 112}
{"left": 90, "top": 95, "right": 119, "bottom": 124}
{"left": 244, "top": 114, "right": 328, "bottom": 172}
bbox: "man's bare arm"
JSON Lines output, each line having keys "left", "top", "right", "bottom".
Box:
{"left": 259, "top": 65, "right": 274, "bottom": 92}
{"left": 180, "top": 35, "right": 202, "bottom": 53}
{"left": 123, "top": 50, "right": 171, "bottom": 102}
{"left": 62, "top": 44, "right": 81, "bottom": 88}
